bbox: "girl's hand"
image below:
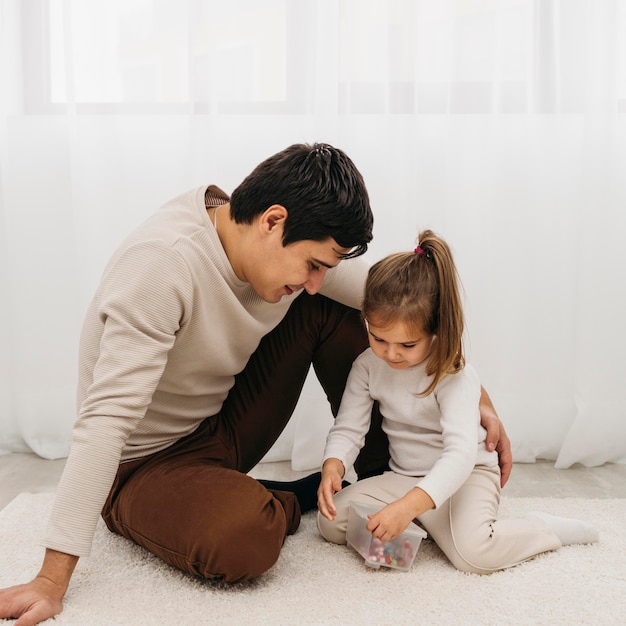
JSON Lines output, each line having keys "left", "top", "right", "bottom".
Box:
{"left": 366, "top": 488, "right": 434, "bottom": 541}
{"left": 317, "top": 458, "right": 345, "bottom": 521}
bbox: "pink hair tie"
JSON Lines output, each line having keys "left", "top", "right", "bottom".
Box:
{"left": 414, "top": 245, "right": 425, "bottom": 256}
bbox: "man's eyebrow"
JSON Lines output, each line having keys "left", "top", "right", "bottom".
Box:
{"left": 312, "top": 257, "right": 339, "bottom": 269}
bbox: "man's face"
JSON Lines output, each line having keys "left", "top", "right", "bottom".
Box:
{"left": 247, "top": 236, "right": 350, "bottom": 303}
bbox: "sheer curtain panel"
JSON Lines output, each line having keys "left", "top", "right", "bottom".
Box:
{"left": 1, "top": 0, "right": 625, "bottom": 469}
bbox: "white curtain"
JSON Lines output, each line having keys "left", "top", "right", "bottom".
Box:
{"left": 1, "top": 0, "right": 625, "bottom": 470}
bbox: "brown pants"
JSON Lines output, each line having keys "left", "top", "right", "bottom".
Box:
{"left": 102, "top": 294, "right": 389, "bottom": 583}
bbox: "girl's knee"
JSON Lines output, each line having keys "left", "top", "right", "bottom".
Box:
{"left": 443, "top": 524, "right": 502, "bottom": 574}
{"left": 449, "top": 550, "right": 507, "bottom": 574}
{"left": 449, "top": 534, "right": 509, "bottom": 574}
{"left": 317, "top": 511, "right": 347, "bottom": 545}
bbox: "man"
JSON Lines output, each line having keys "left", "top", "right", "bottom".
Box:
{"left": 0, "top": 143, "right": 511, "bottom": 625}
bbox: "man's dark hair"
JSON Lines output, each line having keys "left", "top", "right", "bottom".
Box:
{"left": 230, "top": 143, "right": 373, "bottom": 259}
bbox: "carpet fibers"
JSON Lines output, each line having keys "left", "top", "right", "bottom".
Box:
{"left": 1, "top": 493, "right": 625, "bottom": 625}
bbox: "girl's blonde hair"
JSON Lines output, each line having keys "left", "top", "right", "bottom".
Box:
{"left": 362, "top": 229, "right": 465, "bottom": 396}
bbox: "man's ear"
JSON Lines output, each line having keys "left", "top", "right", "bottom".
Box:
{"left": 261, "top": 204, "right": 288, "bottom": 233}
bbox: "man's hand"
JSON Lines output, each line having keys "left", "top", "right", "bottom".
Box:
{"left": 479, "top": 386, "right": 512, "bottom": 487}
{"left": 0, "top": 578, "right": 63, "bottom": 626}
{"left": 0, "top": 549, "right": 78, "bottom": 626}
{"left": 317, "top": 458, "right": 345, "bottom": 521}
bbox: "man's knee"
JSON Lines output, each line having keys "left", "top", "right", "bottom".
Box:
{"left": 106, "top": 465, "right": 295, "bottom": 583}
{"left": 192, "top": 499, "right": 289, "bottom": 582}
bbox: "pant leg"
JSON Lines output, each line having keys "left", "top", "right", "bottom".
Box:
{"left": 102, "top": 416, "right": 300, "bottom": 583}
{"left": 419, "top": 465, "right": 562, "bottom": 574}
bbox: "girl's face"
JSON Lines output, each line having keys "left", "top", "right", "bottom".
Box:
{"left": 366, "top": 318, "right": 434, "bottom": 370}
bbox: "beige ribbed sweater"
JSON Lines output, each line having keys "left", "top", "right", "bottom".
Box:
{"left": 45, "top": 185, "right": 369, "bottom": 556}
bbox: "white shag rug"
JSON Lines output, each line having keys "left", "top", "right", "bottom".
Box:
{"left": 1, "top": 493, "right": 625, "bottom": 626}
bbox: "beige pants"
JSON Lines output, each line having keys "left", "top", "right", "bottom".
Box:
{"left": 317, "top": 465, "right": 562, "bottom": 574}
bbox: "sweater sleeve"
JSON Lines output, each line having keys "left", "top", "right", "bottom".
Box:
{"left": 44, "top": 241, "right": 193, "bottom": 556}
{"left": 319, "top": 256, "right": 370, "bottom": 310}
{"left": 322, "top": 355, "right": 373, "bottom": 471}
{"left": 414, "top": 365, "right": 482, "bottom": 508}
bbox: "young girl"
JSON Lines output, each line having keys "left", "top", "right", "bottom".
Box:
{"left": 317, "top": 230, "right": 598, "bottom": 574}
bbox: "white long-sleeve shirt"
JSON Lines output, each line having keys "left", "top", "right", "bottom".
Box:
{"left": 45, "top": 185, "right": 369, "bottom": 557}
{"left": 323, "top": 348, "right": 498, "bottom": 508}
